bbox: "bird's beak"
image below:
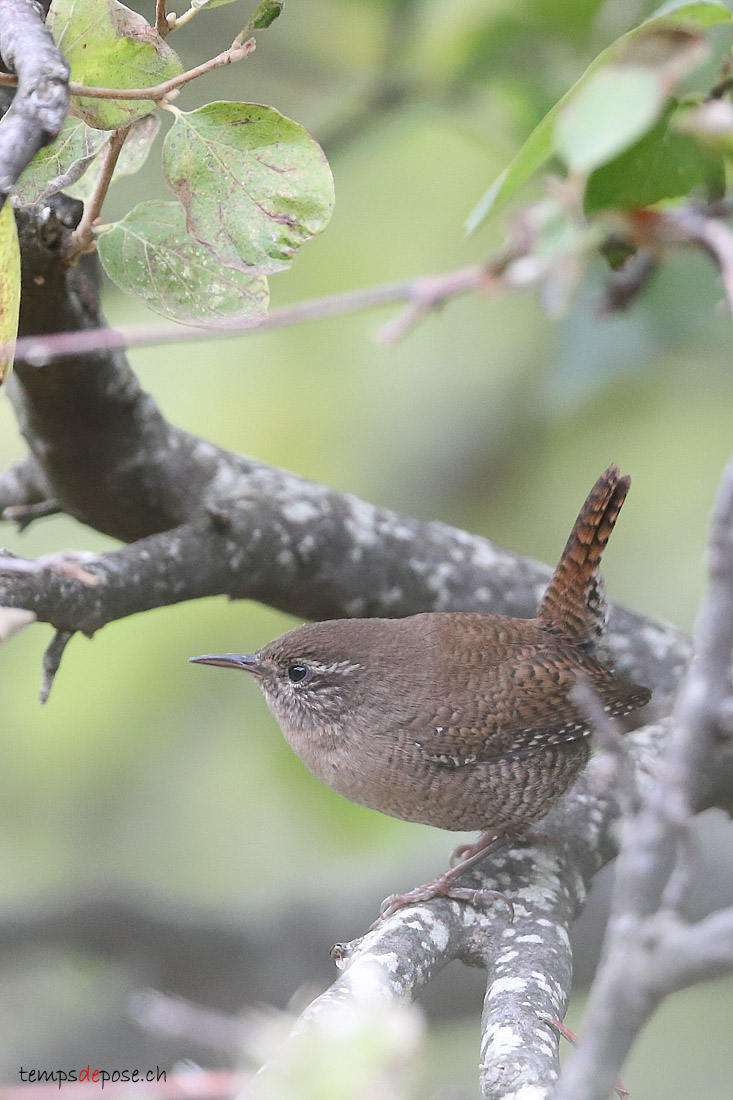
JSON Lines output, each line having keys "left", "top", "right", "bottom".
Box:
{"left": 189, "top": 653, "right": 264, "bottom": 676}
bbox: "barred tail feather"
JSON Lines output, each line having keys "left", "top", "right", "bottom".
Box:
{"left": 537, "top": 465, "right": 630, "bottom": 645}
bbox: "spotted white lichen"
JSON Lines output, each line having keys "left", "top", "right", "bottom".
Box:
{"left": 488, "top": 975, "right": 529, "bottom": 997}
{"left": 281, "top": 499, "right": 323, "bottom": 524}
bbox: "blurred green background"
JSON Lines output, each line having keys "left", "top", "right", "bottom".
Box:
{"left": 1, "top": 0, "right": 733, "bottom": 1094}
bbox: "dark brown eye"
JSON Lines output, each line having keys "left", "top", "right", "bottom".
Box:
{"left": 288, "top": 664, "right": 309, "bottom": 683}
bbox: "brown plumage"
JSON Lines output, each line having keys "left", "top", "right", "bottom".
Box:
{"left": 191, "top": 466, "right": 650, "bottom": 913}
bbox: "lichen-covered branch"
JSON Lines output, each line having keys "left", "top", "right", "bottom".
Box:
{"left": 0, "top": 493, "right": 688, "bottom": 701}
{"left": 0, "top": 0, "right": 69, "bottom": 207}
{"left": 1, "top": 200, "right": 689, "bottom": 697}
{"left": 260, "top": 687, "right": 733, "bottom": 1100}
{"left": 256, "top": 720, "right": 669, "bottom": 1100}
{"left": 555, "top": 458, "right": 733, "bottom": 1100}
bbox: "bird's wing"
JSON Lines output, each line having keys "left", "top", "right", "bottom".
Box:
{"left": 410, "top": 645, "right": 650, "bottom": 768}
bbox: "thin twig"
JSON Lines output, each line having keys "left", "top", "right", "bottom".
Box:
{"left": 64, "top": 126, "right": 130, "bottom": 261}
{"left": 155, "top": 0, "right": 169, "bottom": 37}
{"left": 2, "top": 498, "right": 60, "bottom": 531}
{"left": 234, "top": 0, "right": 284, "bottom": 46}
{"left": 0, "top": 40, "right": 255, "bottom": 101}
{"left": 598, "top": 251, "right": 658, "bottom": 314}
{"left": 630, "top": 207, "right": 733, "bottom": 313}
{"left": 11, "top": 263, "right": 492, "bottom": 365}
{"left": 39, "top": 628, "right": 73, "bottom": 703}
{"left": 681, "top": 213, "right": 733, "bottom": 313}
{"left": 171, "top": 3, "right": 203, "bottom": 29}
{"left": 375, "top": 265, "right": 499, "bottom": 344}
{"left": 9, "top": 197, "right": 733, "bottom": 367}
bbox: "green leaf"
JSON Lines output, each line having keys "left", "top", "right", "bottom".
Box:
{"left": 97, "top": 200, "right": 270, "bottom": 326}
{"left": 0, "top": 202, "right": 21, "bottom": 385}
{"left": 558, "top": 26, "right": 714, "bottom": 175}
{"left": 67, "top": 115, "right": 161, "bottom": 203}
{"left": 248, "top": 0, "right": 284, "bottom": 30}
{"left": 12, "top": 118, "right": 107, "bottom": 205}
{"left": 12, "top": 114, "right": 160, "bottom": 205}
{"left": 162, "top": 102, "right": 335, "bottom": 274}
{"left": 557, "top": 66, "right": 666, "bottom": 174}
{"left": 466, "top": 0, "right": 732, "bottom": 232}
{"left": 47, "top": 0, "right": 183, "bottom": 130}
{"left": 585, "top": 106, "right": 725, "bottom": 211}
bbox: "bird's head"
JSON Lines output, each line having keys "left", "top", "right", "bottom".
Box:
{"left": 190, "top": 617, "right": 426, "bottom": 736}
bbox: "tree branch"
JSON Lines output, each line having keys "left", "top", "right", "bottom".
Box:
{"left": 0, "top": 500, "right": 687, "bottom": 707}
{"left": 0, "top": 0, "right": 69, "bottom": 207}
{"left": 256, "top": 719, "right": 670, "bottom": 1100}
{"left": 650, "top": 908, "right": 733, "bottom": 995}
{"left": 555, "top": 457, "right": 733, "bottom": 1100}
{"left": 260, "top": 696, "right": 733, "bottom": 1100}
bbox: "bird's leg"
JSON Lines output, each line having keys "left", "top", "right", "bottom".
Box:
{"left": 374, "top": 832, "right": 514, "bottom": 927}
{"left": 451, "top": 826, "right": 556, "bottom": 866}
{"left": 450, "top": 829, "right": 501, "bottom": 867}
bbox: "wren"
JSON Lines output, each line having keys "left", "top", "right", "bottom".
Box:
{"left": 191, "top": 466, "right": 650, "bottom": 920}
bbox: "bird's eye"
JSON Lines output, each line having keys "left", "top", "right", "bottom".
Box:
{"left": 287, "top": 664, "right": 310, "bottom": 684}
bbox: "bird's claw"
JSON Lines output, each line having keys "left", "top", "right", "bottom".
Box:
{"left": 443, "top": 887, "right": 514, "bottom": 921}
{"left": 373, "top": 883, "right": 513, "bottom": 929}
{"left": 450, "top": 842, "right": 476, "bottom": 867}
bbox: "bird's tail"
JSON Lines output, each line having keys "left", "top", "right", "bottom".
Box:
{"left": 536, "top": 465, "right": 630, "bottom": 646}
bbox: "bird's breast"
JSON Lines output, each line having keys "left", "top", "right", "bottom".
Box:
{"left": 276, "top": 712, "right": 588, "bottom": 832}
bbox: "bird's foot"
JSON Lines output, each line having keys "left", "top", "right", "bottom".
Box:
{"left": 372, "top": 831, "right": 513, "bottom": 929}
{"left": 374, "top": 884, "right": 511, "bottom": 928}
